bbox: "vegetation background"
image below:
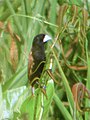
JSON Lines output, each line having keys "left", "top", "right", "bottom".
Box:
{"left": 0, "top": 0, "right": 90, "bottom": 120}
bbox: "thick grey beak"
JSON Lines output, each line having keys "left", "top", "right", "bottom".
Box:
{"left": 43, "top": 35, "right": 52, "bottom": 43}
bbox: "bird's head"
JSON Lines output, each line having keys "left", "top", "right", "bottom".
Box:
{"left": 33, "top": 34, "right": 52, "bottom": 47}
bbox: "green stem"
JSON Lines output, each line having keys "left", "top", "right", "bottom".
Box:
{"left": 52, "top": 50, "right": 74, "bottom": 113}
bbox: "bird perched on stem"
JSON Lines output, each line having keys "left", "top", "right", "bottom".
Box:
{"left": 28, "top": 34, "right": 51, "bottom": 95}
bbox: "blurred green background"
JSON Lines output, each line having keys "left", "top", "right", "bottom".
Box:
{"left": 0, "top": 0, "right": 90, "bottom": 120}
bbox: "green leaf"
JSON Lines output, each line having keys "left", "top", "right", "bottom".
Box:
{"left": 20, "top": 80, "right": 54, "bottom": 120}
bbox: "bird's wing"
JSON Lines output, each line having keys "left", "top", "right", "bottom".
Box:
{"left": 28, "top": 51, "right": 34, "bottom": 79}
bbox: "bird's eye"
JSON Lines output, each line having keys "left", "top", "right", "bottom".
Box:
{"left": 36, "top": 37, "right": 39, "bottom": 40}
{"left": 36, "top": 37, "right": 40, "bottom": 41}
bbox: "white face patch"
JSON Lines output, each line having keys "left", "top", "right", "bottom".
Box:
{"left": 43, "top": 35, "right": 52, "bottom": 42}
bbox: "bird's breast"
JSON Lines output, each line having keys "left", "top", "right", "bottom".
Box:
{"left": 32, "top": 50, "right": 46, "bottom": 61}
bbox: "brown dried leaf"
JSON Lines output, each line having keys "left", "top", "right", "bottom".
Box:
{"left": 57, "top": 4, "right": 68, "bottom": 27}
{"left": 7, "top": 21, "right": 21, "bottom": 42}
{"left": 65, "top": 36, "right": 78, "bottom": 58}
{"left": 71, "top": 5, "right": 78, "bottom": 24}
{"left": 10, "top": 39, "right": 18, "bottom": 71}
{"left": 82, "top": 8, "right": 88, "bottom": 26}
{"left": 7, "top": 21, "right": 13, "bottom": 37}
{"left": 72, "top": 83, "right": 90, "bottom": 112}
{"left": 68, "top": 65, "right": 87, "bottom": 71}
{"left": 72, "top": 83, "right": 85, "bottom": 112}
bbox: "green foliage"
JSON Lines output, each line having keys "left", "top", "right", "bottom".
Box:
{"left": 0, "top": 0, "right": 90, "bottom": 120}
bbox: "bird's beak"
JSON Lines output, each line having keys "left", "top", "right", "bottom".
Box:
{"left": 43, "top": 35, "right": 52, "bottom": 43}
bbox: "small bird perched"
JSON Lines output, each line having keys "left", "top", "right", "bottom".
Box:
{"left": 28, "top": 34, "right": 51, "bottom": 95}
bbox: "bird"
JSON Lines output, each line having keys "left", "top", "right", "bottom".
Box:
{"left": 28, "top": 34, "right": 51, "bottom": 95}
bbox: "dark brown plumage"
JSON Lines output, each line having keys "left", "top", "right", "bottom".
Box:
{"left": 28, "top": 34, "right": 51, "bottom": 94}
